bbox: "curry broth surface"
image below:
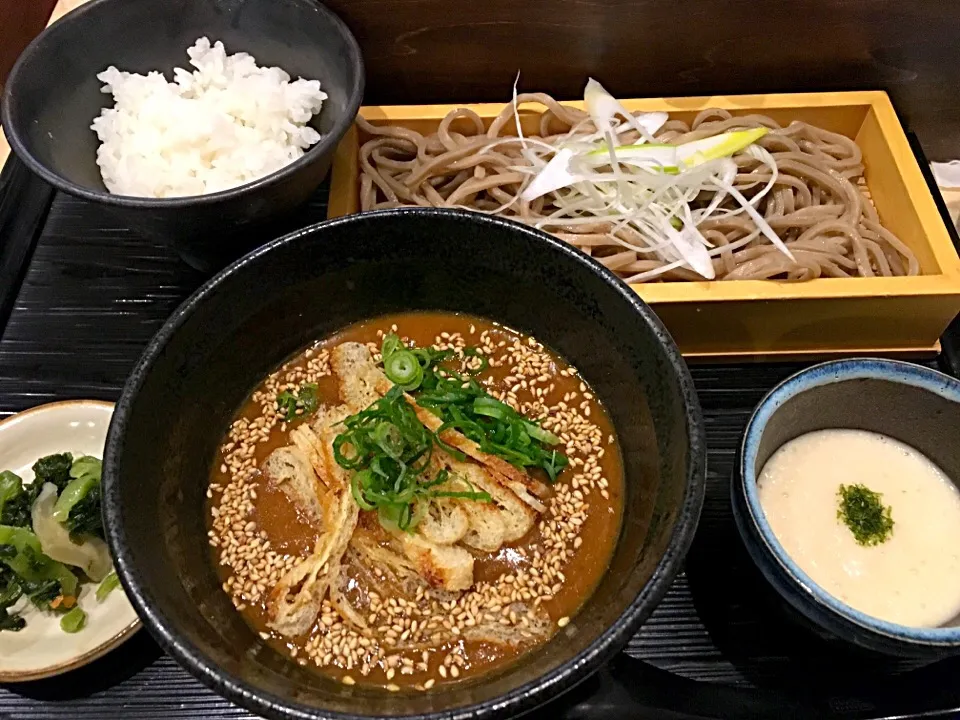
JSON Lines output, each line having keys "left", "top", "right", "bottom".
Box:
{"left": 207, "top": 312, "right": 624, "bottom": 689}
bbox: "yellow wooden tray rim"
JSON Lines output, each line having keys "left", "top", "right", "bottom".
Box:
{"left": 358, "top": 90, "right": 895, "bottom": 120}
{"left": 631, "top": 274, "right": 960, "bottom": 303}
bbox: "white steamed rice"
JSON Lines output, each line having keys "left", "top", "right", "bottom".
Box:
{"left": 91, "top": 37, "right": 327, "bottom": 198}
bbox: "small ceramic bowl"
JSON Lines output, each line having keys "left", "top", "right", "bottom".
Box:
{"left": 733, "top": 358, "right": 960, "bottom": 659}
{"left": 0, "top": 400, "right": 140, "bottom": 681}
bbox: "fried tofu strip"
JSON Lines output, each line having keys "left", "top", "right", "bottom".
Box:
{"left": 437, "top": 455, "right": 536, "bottom": 549}
{"left": 397, "top": 533, "right": 474, "bottom": 592}
{"left": 266, "top": 488, "right": 358, "bottom": 636}
{"left": 262, "top": 446, "right": 322, "bottom": 521}
{"left": 418, "top": 497, "right": 470, "bottom": 545}
{"left": 264, "top": 401, "right": 361, "bottom": 636}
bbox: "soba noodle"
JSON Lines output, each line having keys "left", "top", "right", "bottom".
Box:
{"left": 357, "top": 96, "right": 919, "bottom": 282}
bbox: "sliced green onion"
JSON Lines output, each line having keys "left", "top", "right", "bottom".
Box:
{"left": 432, "top": 489, "right": 492, "bottom": 501}
{"left": 60, "top": 606, "right": 86, "bottom": 633}
{"left": 522, "top": 420, "right": 561, "bottom": 445}
{"left": 408, "top": 500, "right": 428, "bottom": 529}
{"left": 384, "top": 350, "right": 424, "bottom": 389}
{"left": 472, "top": 406, "right": 508, "bottom": 421}
{"left": 419, "top": 469, "right": 450, "bottom": 490}
{"left": 413, "top": 347, "right": 451, "bottom": 368}
{"left": 542, "top": 450, "right": 569, "bottom": 482}
{"left": 333, "top": 384, "right": 467, "bottom": 532}
{"left": 676, "top": 127, "right": 769, "bottom": 167}
{"left": 421, "top": 368, "right": 570, "bottom": 481}
{"left": 378, "top": 501, "right": 424, "bottom": 533}
{"left": 350, "top": 471, "right": 377, "bottom": 511}
{"left": 419, "top": 388, "right": 466, "bottom": 405}
{"left": 381, "top": 333, "right": 403, "bottom": 360}
{"left": 337, "top": 332, "right": 574, "bottom": 533}
{"left": 372, "top": 422, "right": 404, "bottom": 459}
{"left": 472, "top": 396, "right": 511, "bottom": 420}
{"left": 377, "top": 504, "right": 401, "bottom": 533}
{"left": 332, "top": 434, "right": 364, "bottom": 470}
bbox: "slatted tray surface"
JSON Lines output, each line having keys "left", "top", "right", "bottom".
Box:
{"left": 1, "top": 172, "right": 960, "bottom": 720}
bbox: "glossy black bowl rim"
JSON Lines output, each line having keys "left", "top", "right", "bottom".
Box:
{"left": 0, "top": 0, "right": 364, "bottom": 208}
{"left": 734, "top": 357, "right": 960, "bottom": 648}
{"left": 103, "top": 207, "right": 707, "bottom": 720}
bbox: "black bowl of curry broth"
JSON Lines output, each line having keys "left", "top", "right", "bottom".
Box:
{"left": 102, "top": 208, "right": 706, "bottom": 719}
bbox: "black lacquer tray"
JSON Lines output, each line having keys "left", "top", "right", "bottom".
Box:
{"left": 1, "top": 136, "right": 960, "bottom": 720}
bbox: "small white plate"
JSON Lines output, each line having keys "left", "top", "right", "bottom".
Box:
{"left": 0, "top": 400, "right": 140, "bottom": 681}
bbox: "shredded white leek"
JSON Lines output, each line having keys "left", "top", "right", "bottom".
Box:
{"left": 506, "top": 80, "right": 791, "bottom": 280}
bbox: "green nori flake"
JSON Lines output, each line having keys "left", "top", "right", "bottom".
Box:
{"left": 837, "top": 483, "right": 895, "bottom": 546}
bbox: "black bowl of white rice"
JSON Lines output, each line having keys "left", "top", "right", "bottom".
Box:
{"left": 1, "top": 0, "right": 364, "bottom": 271}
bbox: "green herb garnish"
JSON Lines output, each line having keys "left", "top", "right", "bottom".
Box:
{"left": 334, "top": 332, "right": 571, "bottom": 533}
{"left": 333, "top": 386, "right": 490, "bottom": 532}
{"left": 276, "top": 382, "right": 320, "bottom": 421}
{"left": 379, "top": 333, "right": 569, "bottom": 482}
{"left": 837, "top": 483, "right": 895, "bottom": 546}
{"left": 384, "top": 350, "right": 424, "bottom": 390}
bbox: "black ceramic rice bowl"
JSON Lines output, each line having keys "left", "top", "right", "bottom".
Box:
{"left": 102, "top": 208, "right": 706, "bottom": 719}
{"left": 1, "top": 0, "right": 364, "bottom": 271}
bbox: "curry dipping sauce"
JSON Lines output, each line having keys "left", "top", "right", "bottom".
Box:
{"left": 206, "top": 312, "right": 624, "bottom": 690}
